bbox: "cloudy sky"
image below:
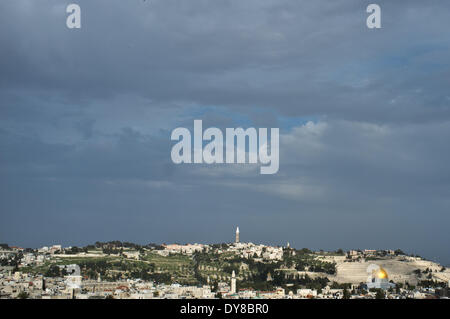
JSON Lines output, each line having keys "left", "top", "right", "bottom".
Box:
{"left": 1, "top": 0, "right": 450, "bottom": 264}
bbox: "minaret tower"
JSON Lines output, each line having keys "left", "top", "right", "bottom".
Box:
{"left": 231, "top": 270, "right": 236, "bottom": 294}
{"left": 235, "top": 227, "right": 240, "bottom": 243}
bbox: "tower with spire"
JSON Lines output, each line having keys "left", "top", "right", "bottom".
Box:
{"left": 231, "top": 270, "right": 236, "bottom": 294}
{"left": 235, "top": 226, "right": 240, "bottom": 243}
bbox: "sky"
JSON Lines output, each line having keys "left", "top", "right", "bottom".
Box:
{"left": 1, "top": 0, "right": 450, "bottom": 265}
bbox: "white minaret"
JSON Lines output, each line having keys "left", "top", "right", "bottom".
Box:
{"left": 231, "top": 270, "right": 236, "bottom": 294}
{"left": 235, "top": 227, "right": 240, "bottom": 243}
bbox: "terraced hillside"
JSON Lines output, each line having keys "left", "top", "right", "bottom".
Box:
{"left": 318, "top": 255, "right": 450, "bottom": 285}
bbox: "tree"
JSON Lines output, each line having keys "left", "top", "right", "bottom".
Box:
{"left": 45, "top": 265, "right": 61, "bottom": 277}
{"left": 17, "top": 292, "right": 29, "bottom": 299}
{"left": 375, "top": 289, "right": 385, "bottom": 299}
{"left": 395, "top": 284, "right": 401, "bottom": 294}
{"left": 343, "top": 288, "right": 350, "bottom": 299}
{"left": 394, "top": 249, "right": 405, "bottom": 256}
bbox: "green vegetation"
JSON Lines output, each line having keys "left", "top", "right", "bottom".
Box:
{"left": 45, "top": 264, "right": 66, "bottom": 277}
{"left": 284, "top": 249, "right": 336, "bottom": 274}
{"left": 418, "top": 280, "right": 447, "bottom": 288}
{"left": 191, "top": 248, "right": 335, "bottom": 292}
{"left": 21, "top": 252, "right": 196, "bottom": 284}
{"left": 375, "top": 289, "right": 385, "bottom": 299}
{"left": 17, "top": 292, "right": 30, "bottom": 299}
{"left": 343, "top": 288, "right": 350, "bottom": 299}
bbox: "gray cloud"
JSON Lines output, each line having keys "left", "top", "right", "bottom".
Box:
{"left": 1, "top": 0, "right": 450, "bottom": 265}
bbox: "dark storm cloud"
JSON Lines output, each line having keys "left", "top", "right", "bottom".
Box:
{"left": 1, "top": 0, "right": 450, "bottom": 123}
{"left": 1, "top": 0, "right": 450, "bottom": 264}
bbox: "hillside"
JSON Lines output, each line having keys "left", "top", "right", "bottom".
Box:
{"left": 316, "top": 255, "right": 450, "bottom": 285}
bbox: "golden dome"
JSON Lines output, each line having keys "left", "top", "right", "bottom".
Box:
{"left": 376, "top": 267, "right": 388, "bottom": 279}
